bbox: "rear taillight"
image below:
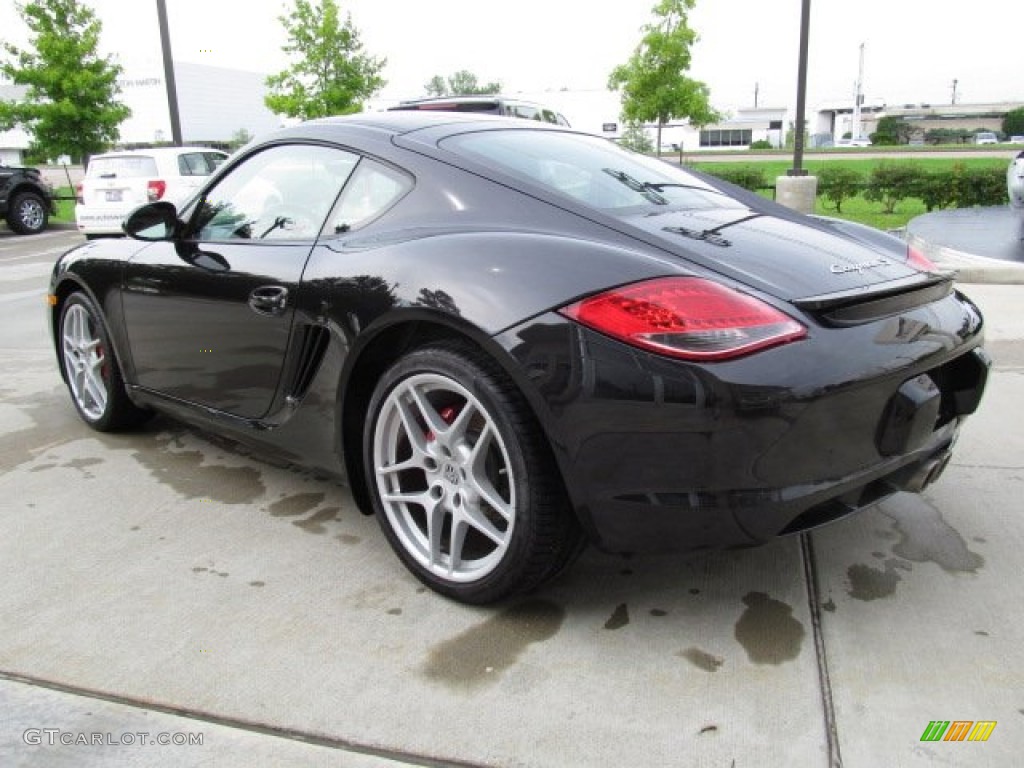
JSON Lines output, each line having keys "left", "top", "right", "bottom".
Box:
{"left": 147, "top": 180, "right": 167, "bottom": 201}
{"left": 75, "top": 183, "right": 83, "bottom": 204}
{"left": 907, "top": 245, "right": 939, "bottom": 273}
{"left": 559, "top": 277, "right": 807, "bottom": 361}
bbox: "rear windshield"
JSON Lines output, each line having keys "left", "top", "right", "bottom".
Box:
{"left": 442, "top": 130, "right": 740, "bottom": 213}
{"left": 86, "top": 155, "right": 158, "bottom": 178}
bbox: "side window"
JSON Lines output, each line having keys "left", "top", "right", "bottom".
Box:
{"left": 326, "top": 159, "right": 412, "bottom": 235}
{"left": 192, "top": 144, "right": 358, "bottom": 241}
{"left": 178, "top": 153, "right": 209, "bottom": 176}
{"left": 513, "top": 104, "right": 541, "bottom": 121}
{"left": 205, "top": 152, "right": 228, "bottom": 171}
{"left": 541, "top": 109, "right": 558, "bottom": 125}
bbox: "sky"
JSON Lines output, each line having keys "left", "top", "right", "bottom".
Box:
{"left": 1, "top": 0, "right": 1021, "bottom": 114}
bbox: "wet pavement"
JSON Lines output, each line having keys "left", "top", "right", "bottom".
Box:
{"left": 1, "top": 230, "right": 1022, "bottom": 767}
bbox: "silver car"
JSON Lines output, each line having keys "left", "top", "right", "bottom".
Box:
{"left": 1010, "top": 151, "right": 1024, "bottom": 209}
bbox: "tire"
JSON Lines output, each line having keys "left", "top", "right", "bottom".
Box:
{"left": 59, "top": 292, "right": 152, "bottom": 431}
{"left": 7, "top": 192, "right": 48, "bottom": 235}
{"left": 364, "top": 342, "right": 582, "bottom": 604}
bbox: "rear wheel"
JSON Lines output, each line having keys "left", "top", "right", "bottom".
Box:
{"left": 365, "top": 342, "right": 582, "bottom": 603}
{"left": 59, "top": 292, "right": 151, "bottom": 431}
{"left": 7, "top": 192, "right": 48, "bottom": 235}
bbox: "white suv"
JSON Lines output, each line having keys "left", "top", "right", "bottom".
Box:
{"left": 1009, "top": 151, "right": 1024, "bottom": 210}
{"left": 76, "top": 147, "right": 228, "bottom": 237}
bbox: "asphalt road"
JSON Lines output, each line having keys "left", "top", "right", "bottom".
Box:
{"left": 1, "top": 227, "right": 1022, "bottom": 767}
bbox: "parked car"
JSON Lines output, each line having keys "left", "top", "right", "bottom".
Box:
{"left": 835, "top": 138, "right": 872, "bottom": 148}
{"left": 0, "top": 163, "right": 55, "bottom": 235}
{"left": 388, "top": 96, "right": 570, "bottom": 127}
{"left": 75, "top": 147, "right": 228, "bottom": 237}
{"left": 49, "top": 113, "right": 989, "bottom": 603}
{"left": 974, "top": 132, "right": 999, "bottom": 145}
{"left": 1009, "top": 150, "right": 1024, "bottom": 209}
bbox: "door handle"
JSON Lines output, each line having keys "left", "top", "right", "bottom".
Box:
{"left": 248, "top": 285, "right": 289, "bottom": 316}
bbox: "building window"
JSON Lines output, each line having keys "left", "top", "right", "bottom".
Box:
{"left": 699, "top": 129, "right": 753, "bottom": 147}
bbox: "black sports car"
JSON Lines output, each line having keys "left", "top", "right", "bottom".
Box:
{"left": 49, "top": 113, "right": 989, "bottom": 603}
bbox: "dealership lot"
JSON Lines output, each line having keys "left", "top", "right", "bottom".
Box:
{"left": 1, "top": 228, "right": 1022, "bottom": 767}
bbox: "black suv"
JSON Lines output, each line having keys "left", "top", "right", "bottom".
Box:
{"left": 0, "top": 164, "right": 55, "bottom": 235}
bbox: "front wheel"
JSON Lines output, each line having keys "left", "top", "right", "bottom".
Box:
{"left": 59, "top": 292, "right": 151, "bottom": 431}
{"left": 365, "top": 343, "right": 582, "bottom": 603}
{"left": 7, "top": 192, "right": 48, "bottom": 235}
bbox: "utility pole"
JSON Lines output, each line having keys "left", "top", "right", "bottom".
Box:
{"left": 951, "top": 78, "right": 958, "bottom": 105}
{"left": 789, "top": 0, "right": 811, "bottom": 176}
{"left": 156, "top": 0, "right": 183, "bottom": 146}
{"left": 777, "top": 0, "right": 817, "bottom": 214}
{"left": 754, "top": 82, "right": 759, "bottom": 109}
{"left": 852, "top": 43, "right": 864, "bottom": 140}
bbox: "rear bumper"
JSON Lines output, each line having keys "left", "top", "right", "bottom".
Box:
{"left": 75, "top": 206, "right": 129, "bottom": 235}
{"left": 497, "top": 291, "right": 988, "bottom": 553}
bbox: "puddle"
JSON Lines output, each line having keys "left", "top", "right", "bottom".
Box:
{"left": 678, "top": 647, "right": 724, "bottom": 672}
{"left": 131, "top": 434, "right": 264, "bottom": 504}
{"left": 604, "top": 603, "right": 630, "bottom": 630}
{"left": 734, "top": 592, "right": 805, "bottom": 665}
{"left": 847, "top": 563, "right": 901, "bottom": 601}
{"left": 881, "top": 495, "right": 984, "bottom": 574}
{"left": 422, "top": 599, "right": 565, "bottom": 689}
{"left": 269, "top": 492, "right": 326, "bottom": 518}
{"left": 292, "top": 506, "right": 340, "bottom": 534}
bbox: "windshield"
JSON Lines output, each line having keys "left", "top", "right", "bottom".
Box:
{"left": 442, "top": 130, "right": 741, "bottom": 213}
{"left": 86, "top": 155, "right": 158, "bottom": 178}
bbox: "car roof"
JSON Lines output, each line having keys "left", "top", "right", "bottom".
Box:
{"left": 300, "top": 110, "right": 566, "bottom": 138}
{"left": 89, "top": 147, "right": 227, "bottom": 159}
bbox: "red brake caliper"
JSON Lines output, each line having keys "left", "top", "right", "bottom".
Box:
{"left": 425, "top": 406, "right": 459, "bottom": 442}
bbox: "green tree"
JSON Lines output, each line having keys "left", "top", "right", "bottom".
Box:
{"left": 424, "top": 75, "right": 447, "bottom": 97}
{"left": 424, "top": 70, "right": 501, "bottom": 97}
{"left": 228, "top": 128, "right": 253, "bottom": 151}
{"left": 618, "top": 121, "right": 653, "bottom": 153}
{"left": 1003, "top": 107, "right": 1024, "bottom": 138}
{"left": 0, "top": 0, "right": 129, "bottom": 162}
{"left": 869, "top": 116, "right": 914, "bottom": 146}
{"left": 608, "top": 0, "right": 720, "bottom": 154}
{"left": 265, "top": 0, "right": 386, "bottom": 120}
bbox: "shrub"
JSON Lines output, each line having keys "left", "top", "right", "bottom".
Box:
{"left": 749, "top": 139, "right": 773, "bottom": 150}
{"left": 912, "top": 170, "right": 956, "bottom": 212}
{"left": 1004, "top": 107, "right": 1024, "bottom": 139}
{"left": 949, "top": 163, "right": 1009, "bottom": 207}
{"left": 817, "top": 166, "right": 863, "bottom": 213}
{"left": 708, "top": 165, "right": 766, "bottom": 191}
{"left": 863, "top": 162, "right": 924, "bottom": 213}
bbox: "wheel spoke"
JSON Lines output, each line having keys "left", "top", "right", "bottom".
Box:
{"left": 448, "top": 518, "right": 469, "bottom": 574}
{"left": 394, "top": 395, "right": 429, "bottom": 454}
{"left": 408, "top": 384, "right": 449, "bottom": 437}
{"left": 376, "top": 455, "right": 424, "bottom": 476}
{"left": 427, "top": 500, "right": 447, "bottom": 569}
{"left": 445, "top": 400, "right": 478, "bottom": 444}
{"left": 461, "top": 504, "right": 505, "bottom": 545}
{"left": 470, "top": 476, "right": 512, "bottom": 522}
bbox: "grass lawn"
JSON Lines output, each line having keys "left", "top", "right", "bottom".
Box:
{"left": 685, "top": 157, "right": 1008, "bottom": 230}
{"left": 52, "top": 186, "right": 75, "bottom": 222}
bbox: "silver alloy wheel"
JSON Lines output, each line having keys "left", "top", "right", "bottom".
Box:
{"left": 17, "top": 197, "right": 45, "bottom": 231}
{"left": 372, "top": 372, "right": 515, "bottom": 583}
{"left": 61, "top": 304, "right": 108, "bottom": 421}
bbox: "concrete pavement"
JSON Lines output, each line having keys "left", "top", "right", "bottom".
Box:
{"left": 1, "top": 228, "right": 1021, "bottom": 767}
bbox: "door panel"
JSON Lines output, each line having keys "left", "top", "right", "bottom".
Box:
{"left": 121, "top": 143, "right": 358, "bottom": 419}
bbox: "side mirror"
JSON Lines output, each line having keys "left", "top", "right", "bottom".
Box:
{"left": 123, "top": 201, "right": 180, "bottom": 241}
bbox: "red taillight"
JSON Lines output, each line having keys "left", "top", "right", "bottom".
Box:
{"left": 559, "top": 277, "right": 807, "bottom": 361}
{"left": 147, "top": 180, "right": 167, "bottom": 201}
{"left": 75, "top": 182, "right": 83, "bottom": 204}
{"left": 907, "top": 245, "right": 939, "bottom": 273}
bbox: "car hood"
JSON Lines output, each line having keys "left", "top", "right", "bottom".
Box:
{"left": 618, "top": 206, "right": 920, "bottom": 301}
